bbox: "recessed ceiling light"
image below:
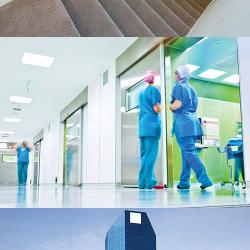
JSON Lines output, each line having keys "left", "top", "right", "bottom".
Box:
{"left": 198, "top": 69, "right": 226, "bottom": 80}
{"left": 22, "top": 52, "right": 55, "bottom": 68}
{"left": 10, "top": 96, "right": 32, "bottom": 104}
{"left": 222, "top": 74, "right": 240, "bottom": 84}
{"left": 0, "top": 131, "right": 14, "bottom": 135}
{"left": 4, "top": 117, "right": 21, "bottom": 123}
{"left": 187, "top": 64, "right": 200, "bottom": 73}
{"left": 0, "top": 140, "right": 9, "bottom": 143}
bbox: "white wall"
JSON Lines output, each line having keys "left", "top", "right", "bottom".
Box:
{"left": 85, "top": 75, "right": 101, "bottom": 183}
{"left": 189, "top": 0, "right": 250, "bottom": 36}
{"left": 99, "top": 62, "right": 116, "bottom": 183}
{"left": 36, "top": 59, "right": 118, "bottom": 184}
{"left": 238, "top": 38, "right": 250, "bottom": 182}
{"left": 39, "top": 116, "right": 60, "bottom": 184}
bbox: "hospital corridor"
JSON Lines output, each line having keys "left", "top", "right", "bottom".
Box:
{"left": 0, "top": 37, "right": 250, "bottom": 208}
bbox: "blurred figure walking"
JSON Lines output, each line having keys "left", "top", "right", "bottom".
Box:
{"left": 14, "top": 141, "right": 32, "bottom": 186}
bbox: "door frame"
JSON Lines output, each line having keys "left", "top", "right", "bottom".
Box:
{"left": 63, "top": 105, "right": 87, "bottom": 186}
{"left": 33, "top": 140, "right": 42, "bottom": 186}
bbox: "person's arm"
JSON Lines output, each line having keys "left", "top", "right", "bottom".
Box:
{"left": 170, "top": 84, "right": 183, "bottom": 112}
{"left": 27, "top": 144, "right": 33, "bottom": 151}
{"left": 153, "top": 103, "right": 162, "bottom": 113}
{"left": 14, "top": 144, "right": 18, "bottom": 151}
{"left": 151, "top": 87, "right": 162, "bottom": 114}
{"left": 170, "top": 100, "right": 182, "bottom": 111}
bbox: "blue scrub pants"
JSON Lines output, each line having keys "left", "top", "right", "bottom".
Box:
{"left": 176, "top": 135, "right": 212, "bottom": 188}
{"left": 18, "top": 162, "right": 29, "bottom": 186}
{"left": 234, "top": 157, "right": 245, "bottom": 182}
{"left": 139, "top": 136, "right": 159, "bottom": 189}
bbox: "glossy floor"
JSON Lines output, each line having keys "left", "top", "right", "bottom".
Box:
{"left": 0, "top": 183, "right": 249, "bottom": 208}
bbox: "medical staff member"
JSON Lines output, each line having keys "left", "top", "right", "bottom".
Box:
{"left": 171, "top": 65, "right": 213, "bottom": 190}
{"left": 14, "top": 141, "right": 32, "bottom": 186}
{"left": 138, "top": 73, "right": 164, "bottom": 189}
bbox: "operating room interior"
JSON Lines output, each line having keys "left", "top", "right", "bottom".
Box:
{"left": 169, "top": 37, "right": 243, "bottom": 187}
{"left": 120, "top": 37, "right": 244, "bottom": 189}
{"left": 0, "top": 37, "right": 250, "bottom": 208}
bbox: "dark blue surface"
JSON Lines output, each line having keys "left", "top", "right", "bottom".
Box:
{"left": 125, "top": 211, "right": 156, "bottom": 250}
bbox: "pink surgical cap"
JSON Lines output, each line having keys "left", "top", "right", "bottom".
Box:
{"left": 144, "top": 74, "right": 155, "bottom": 84}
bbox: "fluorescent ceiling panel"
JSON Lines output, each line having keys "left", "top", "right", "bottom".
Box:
{"left": 22, "top": 52, "right": 55, "bottom": 68}
{"left": 0, "top": 140, "right": 9, "bottom": 143}
{"left": 4, "top": 117, "right": 21, "bottom": 123}
{"left": 130, "top": 212, "right": 142, "bottom": 224}
{"left": 10, "top": 96, "right": 32, "bottom": 104}
{"left": 222, "top": 74, "right": 240, "bottom": 84}
{"left": 0, "top": 131, "right": 14, "bottom": 135}
{"left": 187, "top": 64, "right": 200, "bottom": 73}
{"left": 198, "top": 69, "right": 226, "bottom": 79}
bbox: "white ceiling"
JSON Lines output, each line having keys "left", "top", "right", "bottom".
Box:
{"left": 0, "top": 37, "right": 136, "bottom": 142}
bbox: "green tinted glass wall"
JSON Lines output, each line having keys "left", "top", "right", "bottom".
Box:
{"left": 168, "top": 38, "right": 242, "bottom": 184}
{"left": 172, "top": 97, "right": 241, "bottom": 183}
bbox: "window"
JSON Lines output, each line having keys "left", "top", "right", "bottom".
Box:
{"left": 2, "top": 154, "right": 17, "bottom": 163}
{"left": 130, "top": 212, "right": 141, "bottom": 224}
{"left": 125, "top": 80, "right": 146, "bottom": 112}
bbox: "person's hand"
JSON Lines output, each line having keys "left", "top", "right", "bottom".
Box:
{"left": 153, "top": 103, "right": 162, "bottom": 113}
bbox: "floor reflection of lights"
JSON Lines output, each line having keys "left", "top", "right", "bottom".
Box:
{"left": 0, "top": 184, "right": 249, "bottom": 208}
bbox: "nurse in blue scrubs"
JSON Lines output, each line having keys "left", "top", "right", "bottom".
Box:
{"left": 14, "top": 141, "right": 32, "bottom": 186}
{"left": 171, "top": 65, "right": 213, "bottom": 189}
{"left": 138, "top": 73, "right": 164, "bottom": 189}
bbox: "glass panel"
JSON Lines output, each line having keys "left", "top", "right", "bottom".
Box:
{"left": 120, "top": 47, "right": 163, "bottom": 186}
{"left": 169, "top": 37, "right": 244, "bottom": 185}
{"left": 125, "top": 80, "right": 145, "bottom": 112}
{"left": 65, "top": 109, "right": 81, "bottom": 186}
{"left": 2, "top": 154, "right": 17, "bottom": 163}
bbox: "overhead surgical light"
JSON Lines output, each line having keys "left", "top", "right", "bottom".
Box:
{"left": 222, "top": 74, "right": 240, "bottom": 84}
{"left": 10, "top": 96, "right": 32, "bottom": 104}
{"left": 4, "top": 117, "right": 21, "bottom": 123}
{"left": 22, "top": 52, "right": 55, "bottom": 68}
{"left": 198, "top": 69, "right": 226, "bottom": 80}
{"left": 186, "top": 64, "right": 200, "bottom": 73}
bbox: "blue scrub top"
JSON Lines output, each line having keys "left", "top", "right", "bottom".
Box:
{"left": 17, "top": 147, "right": 30, "bottom": 164}
{"left": 171, "top": 80, "right": 203, "bottom": 138}
{"left": 139, "top": 85, "right": 161, "bottom": 138}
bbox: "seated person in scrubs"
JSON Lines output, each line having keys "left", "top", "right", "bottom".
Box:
{"left": 170, "top": 65, "right": 213, "bottom": 190}
{"left": 138, "top": 73, "right": 164, "bottom": 189}
{"left": 14, "top": 141, "right": 32, "bottom": 186}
